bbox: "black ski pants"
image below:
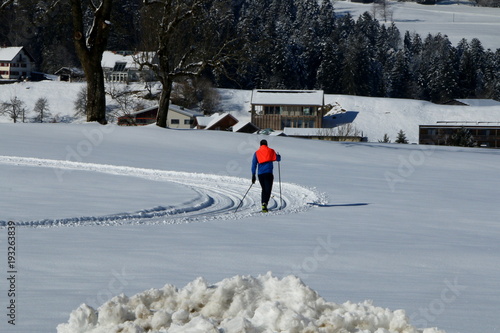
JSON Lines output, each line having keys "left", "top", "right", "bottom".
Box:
{"left": 258, "top": 173, "right": 274, "bottom": 205}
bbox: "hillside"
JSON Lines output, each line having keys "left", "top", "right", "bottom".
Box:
{"left": 2, "top": 81, "right": 500, "bottom": 144}
{"left": 336, "top": 1, "right": 500, "bottom": 51}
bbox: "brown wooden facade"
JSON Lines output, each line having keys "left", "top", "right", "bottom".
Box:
{"left": 118, "top": 107, "right": 157, "bottom": 126}
{"left": 419, "top": 124, "right": 500, "bottom": 148}
{"left": 250, "top": 90, "right": 324, "bottom": 131}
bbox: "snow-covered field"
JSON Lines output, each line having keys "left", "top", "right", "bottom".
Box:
{"left": 335, "top": 0, "right": 500, "bottom": 51}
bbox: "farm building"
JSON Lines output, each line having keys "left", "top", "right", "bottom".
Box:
{"left": 419, "top": 122, "right": 500, "bottom": 148}
{"left": 0, "top": 46, "right": 35, "bottom": 81}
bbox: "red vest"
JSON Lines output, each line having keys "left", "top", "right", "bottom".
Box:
{"left": 256, "top": 145, "right": 277, "bottom": 164}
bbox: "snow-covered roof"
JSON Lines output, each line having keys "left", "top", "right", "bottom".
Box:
{"left": 251, "top": 89, "right": 324, "bottom": 106}
{"left": 169, "top": 104, "right": 203, "bottom": 118}
{"left": 431, "top": 120, "right": 500, "bottom": 126}
{"left": 195, "top": 115, "right": 213, "bottom": 127}
{"left": 0, "top": 47, "right": 23, "bottom": 61}
{"left": 125, "top": 104, "right": 202, "bottom": 118}
{"left": 206, "top": 113, "right": 238, "bottom": 130}
{"left": 232, "top": 121, "right": 259, "bottom": 133}
{"left": 101, "top": 51, "right": 142, "bottom": 70}
{"left": 455, "top": 99, "right": 500, "bottom": 107}
{"left": 195, "top": 113, "right": 238, "bottom": 130}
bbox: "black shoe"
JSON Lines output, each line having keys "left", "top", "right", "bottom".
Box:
{"left": 261, "top": 203, "right": 268, "bottom": 213}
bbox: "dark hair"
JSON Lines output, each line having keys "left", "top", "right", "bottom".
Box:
{"left": 260, "top": 139, "right": 268, "bottom": 146}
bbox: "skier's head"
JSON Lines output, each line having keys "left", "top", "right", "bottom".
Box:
{"left": 260, "top": 139, "right": 268, "bottom": 146}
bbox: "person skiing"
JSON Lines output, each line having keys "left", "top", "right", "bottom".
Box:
{"left": 251, "top": 139, "right": 281, "bottom": 212}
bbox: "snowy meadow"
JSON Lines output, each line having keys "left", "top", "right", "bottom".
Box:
{"left": 1, "top": 122, "right": 499, "bottom": 333}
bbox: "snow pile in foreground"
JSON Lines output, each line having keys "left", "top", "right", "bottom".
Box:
{"left": 57, "top": 273, "right": 445, "bottom": 333}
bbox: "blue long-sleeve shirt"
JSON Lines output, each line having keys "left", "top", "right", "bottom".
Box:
{"left": 251, "top": 152, "right": 281, "bottom": 175}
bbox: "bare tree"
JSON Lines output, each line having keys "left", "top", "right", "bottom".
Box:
{"left": 138, "top": 0, "right": 238, "bottom": 128}
{"left": 33, "top": 97, "right": 52, "bottom": 123}
{"left": 70, "top": 0, "right": 113, "bottom": 125}
{"left": 105, "top": 82, "right": 146, "bottom": 123}
{"left": 171, "top": 77, "right": 221, "bottom": 114}
{"left": 74, "top": 85, "right": 87, "bottom": 118}
{"left": 373, "top": 0, "right": 393, "bottom": 22}
{"left": 316, "top": 124, "right": 362, "bottom": 141}
{"left": 1, "top": 96, "right": 27, "bottom": 123}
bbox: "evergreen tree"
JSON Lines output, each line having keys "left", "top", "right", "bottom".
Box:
{"left": 340, "top": 33, "right": 371, "bottom": 95}
{"left": 379, "top": 133, "right": 391, "bottom": 143}
{"left": 469, "top": 38, "right": 487, "bottom": 98}
{"left": 420, "top": 33, "right": 458, "bottom": 102}
{"left": 395, "top": 129, "right": 408, "bottom": 144}
{"left": 385, "top": 50, "right": 409, "bottom": 98}
{"left": 316, "top": 41, "right": 343, "bottom": 93}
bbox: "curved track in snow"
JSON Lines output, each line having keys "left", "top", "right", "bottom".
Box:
{"left": 0, "top": 156, "right": 325, "bottom": 227}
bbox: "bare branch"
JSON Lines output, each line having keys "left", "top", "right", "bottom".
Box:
{"left": 0, "top": 0, "right": 14, "bottom": 11}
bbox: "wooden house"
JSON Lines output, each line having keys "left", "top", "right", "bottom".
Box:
{"left": 250, "top": 89, "right": 325, "bottom": 131}
{"left": 117, "top": 104, "right": 202, "bottom": 128}
{"left": 0, "top": 46, "right": 35, "bottom": 81}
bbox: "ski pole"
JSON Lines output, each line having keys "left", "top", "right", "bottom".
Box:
{"left": 235, "top": 183, "right": 253, "bottom": 213}
{"left": 278, "top": 159, "right": 283, "bottom": 210}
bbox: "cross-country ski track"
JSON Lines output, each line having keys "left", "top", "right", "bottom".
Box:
{"left": 0, "top": 155, "right": 324, "bottom": 227}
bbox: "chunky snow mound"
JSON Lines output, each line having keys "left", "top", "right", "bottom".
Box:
{"left": 57, "top": 273, "right": 445, "bottom": 333}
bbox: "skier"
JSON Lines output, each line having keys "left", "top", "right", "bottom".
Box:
{"left": 251, "top": 139, "right": 281, "bottom": 212}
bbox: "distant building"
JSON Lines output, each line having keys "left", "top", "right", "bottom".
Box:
{"left": 250, "top": 89, "right": 325, "bottom": 131}
{"left": 195, "top": 113, "right": 239, "bottom": 131}
{"left": 54, "top": 67, "right": 85, "bottom": 82}
{"left": 117, "top": 104, "right": 203, "bottom": 128}
{"left": 441, "top": 99, "right": 500, "bottom": 107}
{"left": 101, "top": 51, "right": 156, "bottom": 83}
{"left": 232, "top": 121, "right": 260, "bottom": 134}
{"left": 419, "top": 122, "right": 500, "bottom": 148}
{"left": 0, "top": 46, "right": 35, "bottom": 81}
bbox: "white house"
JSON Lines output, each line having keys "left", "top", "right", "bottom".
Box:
{"left": 0, "top": 46, "right": 35, "bottom": 81}
{"left": 167, "top": 105, "right": 204, "bottom": 129}
{"left": 101, "top": 51, "right": 156, "bottom": 83}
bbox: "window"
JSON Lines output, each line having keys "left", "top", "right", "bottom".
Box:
{"left": 184, "top": 119, "right": 192, "bottom": 125}
{"left": 171, "top": 119, "right": 180, "bottom": 125}
{"left": 264, "top": 106, "right": 280, "bottom": 115}
{"left": 113, "top": 62, "right": 127, "bottom": 71}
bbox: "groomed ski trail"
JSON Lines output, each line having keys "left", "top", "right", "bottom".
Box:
{"left": 0, "top": 156, "right": 325, "bottom": 227}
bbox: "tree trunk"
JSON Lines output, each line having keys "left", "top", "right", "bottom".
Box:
{"left": 84, "top": 58, "right": 107, "bottom": 124}
{"left": 70, "top": 0, "right": 112, "bottom": 125}
{"left": 156, "top": 77, "right": 172, "bottom": 128}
